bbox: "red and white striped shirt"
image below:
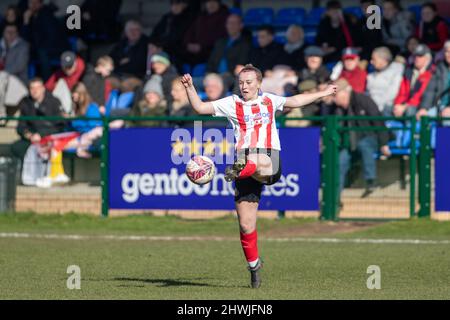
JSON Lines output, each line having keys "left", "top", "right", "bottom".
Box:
{"left": 212, "top": 93, "right": 286, "bottom": 151}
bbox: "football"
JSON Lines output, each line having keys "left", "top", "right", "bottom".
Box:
{"left": 185, "top": 155, "right": 216, "bottom": 185}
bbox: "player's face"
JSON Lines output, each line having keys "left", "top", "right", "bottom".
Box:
{"left": 343, "top": 57, "right": 359, "bottom": 71}
{"left": 239, "top": 71, "right": 260, "bottom": 101}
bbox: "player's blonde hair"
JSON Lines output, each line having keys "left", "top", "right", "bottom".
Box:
{"left": 238, "top": 64, "right": 263, "bottom": 83}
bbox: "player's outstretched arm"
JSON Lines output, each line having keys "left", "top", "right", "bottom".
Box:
{"left": 284, "top": 83, "right": 337, "bottom": 108}
{"left": 181, "top": 74, "right": 215, "bottom": 115}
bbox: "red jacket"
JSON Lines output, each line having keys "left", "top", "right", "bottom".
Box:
{"left": 416, "top": 17, "right": 449, "bottom": 51}
{"left": 339, "top": 67, "right": 367, "bottom": 93}
{"left": 45, "top": 56, "right": 86, "bottom": 92}
{"left": 394, "top": 64, "right": 435, "bottom": 108}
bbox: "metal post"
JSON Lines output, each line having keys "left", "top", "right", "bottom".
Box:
{"left": 321, "top": 116, "right": 339, "bottom": 221}
{"left": 418, "top": 116, "right": 431, "bottom": 218}
{"left": 101, "top": 117, "right": 110, "bottom": 218}
{"left": 409, "top": 116, "right": 417, "bottom": 218}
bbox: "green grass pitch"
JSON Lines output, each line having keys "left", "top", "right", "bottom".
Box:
{"left": 0, "top": 213, "right": 449, "bottom": 299}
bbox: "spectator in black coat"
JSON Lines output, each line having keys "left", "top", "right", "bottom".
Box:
{"left": 316, "top": 0, "right": 362, "bottom": 63}
{"left": 110, "top": 20, "right": 149, "bottom": 79}
{"left": 149, "top": 0, "right": 196, "bottom": 73}
{"left": 298, "top": 46, "right": 330, "bottom": 84}
{"left": 207, "top": 13, "right": 251, "bottom": 89}
{"left": 11, "top": 77, "right": 65, "bottom": 160}
{"left": 249, "top": 25, "right": 287, "bottom": 74}
{"left": 359, "top": 0, "right": 383, "bottom": 61}
{"left": 22, "top": 0, "right": 69, "bottom": 80}
{"left": 283, "top": 24, "right": 307, "bottom": 71}
{"left": 80, "top": 0, "right": 122, "bottom": 42}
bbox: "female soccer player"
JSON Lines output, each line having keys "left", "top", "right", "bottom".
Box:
{"left": 181, "top": 65, "right": 337, "bottom": 288}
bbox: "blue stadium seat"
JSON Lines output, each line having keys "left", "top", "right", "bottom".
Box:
{"left": 385, "top": 120, "right": 420, "bottom": 155}
{"left": 28, "top": 62, "right": 37, "bottom": 79}
{"left": 198, "top": 91, "right": 208, "bottom": 101}
{"left": 192, "top": 63, "right": 207, "bottom": 77}
{"left": 344, "top": 6, "right": 363, "bottom": 19}
{"left": 274, "top": 7, "right": 306, "bottom": 29}
{"left": 303, "top": 7, "right": 326, "bottom": 27}
{"left": 326, "top": 62, "right": 337, "bottom": 72}
{"left": 105, "top": 90, "right": 135, "bottom": 115}
{"left": 408, "top": 4, "right": 422, "bottom": 22}
{"left": 244, "top": 8, "right": 274, "bottom": 28}
{"left": 182, "top": 64, "right": 191, "bottom": 74}
{"left": 229, "top": 7, "right": 242, "bottom": 16}
{"left": 303, "top": 26, "right": 317, "bottom": 44}
{"left": 275, "top": 31, "right": 287, "bottom": 44}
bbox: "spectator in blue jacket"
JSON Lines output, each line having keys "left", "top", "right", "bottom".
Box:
{"left": 67, "top": 82, "right": 103, "bottom": 158}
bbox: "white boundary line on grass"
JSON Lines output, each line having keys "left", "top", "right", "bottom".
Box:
{"left": 0, "top": 232, "right": 450, "bottom": 245}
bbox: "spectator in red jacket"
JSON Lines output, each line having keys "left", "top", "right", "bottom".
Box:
{"left": 416, "top": 2, "right": 449, "bottom": 52}
{"left": 183, "top": 0, "right": 229, "bottom": 65}
{"left": 392, "top": 44, "right": 434, "bottom": 117}
{"left": 339, "top": 47, "right": 367, "bottom": 93}
{"left": 45, "top": 51, "right": 86, "bottom": 92}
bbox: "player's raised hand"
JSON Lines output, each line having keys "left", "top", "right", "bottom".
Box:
{"left": 323, "top": 83, "right": 338, "bottom": 96}
{"left": 181, "top": 74, "right": 194, "bottom": 88}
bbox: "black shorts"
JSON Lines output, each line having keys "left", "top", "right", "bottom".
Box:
{"left": 234, "top": 148, "right": 282, "bottom": 203}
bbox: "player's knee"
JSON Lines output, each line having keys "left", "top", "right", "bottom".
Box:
{"left": 240, "top": 223, "right": 255, "bottom": 234}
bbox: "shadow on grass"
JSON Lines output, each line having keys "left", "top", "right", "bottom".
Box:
{"left": 113, "top": 277, "right": 247, "bottom": 289}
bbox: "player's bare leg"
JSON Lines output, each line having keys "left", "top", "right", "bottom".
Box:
{"left": 236, "top": 200, "right": 263, "bottom": 288}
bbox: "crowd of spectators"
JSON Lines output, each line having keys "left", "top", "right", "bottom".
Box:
{"left": 0, "top": 0, "right": 449, "bottom": 190}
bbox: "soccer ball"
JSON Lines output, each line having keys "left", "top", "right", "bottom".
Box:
{"left": 185, "top": 155, "right": 216, "bottom": 185}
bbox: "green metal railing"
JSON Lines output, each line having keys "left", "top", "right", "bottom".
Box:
{"left": 1, "top": 115, "right": 442, "bottom": 220}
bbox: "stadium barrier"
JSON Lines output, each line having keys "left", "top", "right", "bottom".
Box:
{"left": 1, "top": 115, "right": 448, "bottom": 221}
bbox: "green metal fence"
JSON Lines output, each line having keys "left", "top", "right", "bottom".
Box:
{"left": 0, "top": 115, "right": 440, "bottom": 220}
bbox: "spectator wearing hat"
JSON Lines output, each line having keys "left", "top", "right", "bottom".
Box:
{"left": 128, "top": 75, "right": 167, "bottom": 127}
{"left": 110, "top": 20, "right": 149, "bottom": 79}
{"left": 392, "top": 44, "right": 434, "bottom": 117}
{"left": 285, "top": 80, "right": 320, "bottom": 127}
{"left": 0, "top": 23, "right": 29, "bottom": 84}
{"left": 367, "top": 46, "right": 404, "bottom": 114}
{"left": 150, "top": 0, "right": 196, "bottom": 73}
{"left": 249, "top": 25, "right": 287, "bottom": 74}
{"left": 146, "top": 52, "right": 179, "bottom": 105}
{"left": 415, "top": 2, "right": 449, "bottom": 52}
{"left": 45, "top": 51, "right": 86, "bottom": 92}
{"left": 297, "top": 46, "right": 330, "bottom": 84}
{"left": 333, "top": 78, "right": 391, "bottom": 199}
{"left": 183, "top": 0, "right": 229, "bottom": 66}
{"left": 316, "top": 0, "right": 362, "bottom": 63}
{"left": 338, "top": 47, "right": 367, "bottom": 93}
{"left": 417, "top": 41, "right": 450, "bottom": 120}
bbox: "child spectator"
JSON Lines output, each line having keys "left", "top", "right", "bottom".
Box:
{"left": 67, "top": 82, "right": 103, "bottom": 158}
{"left": 169, "top": 77, "right": 192, "bottom": 127}
{"left": 416, "top": 2, "right": 448, "bottom": 52}
{"left": 82, "top": 56, "right": 114, "bottom": 113}
{"left": 128, "top": 75, "right": 167, "bottom": 127}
